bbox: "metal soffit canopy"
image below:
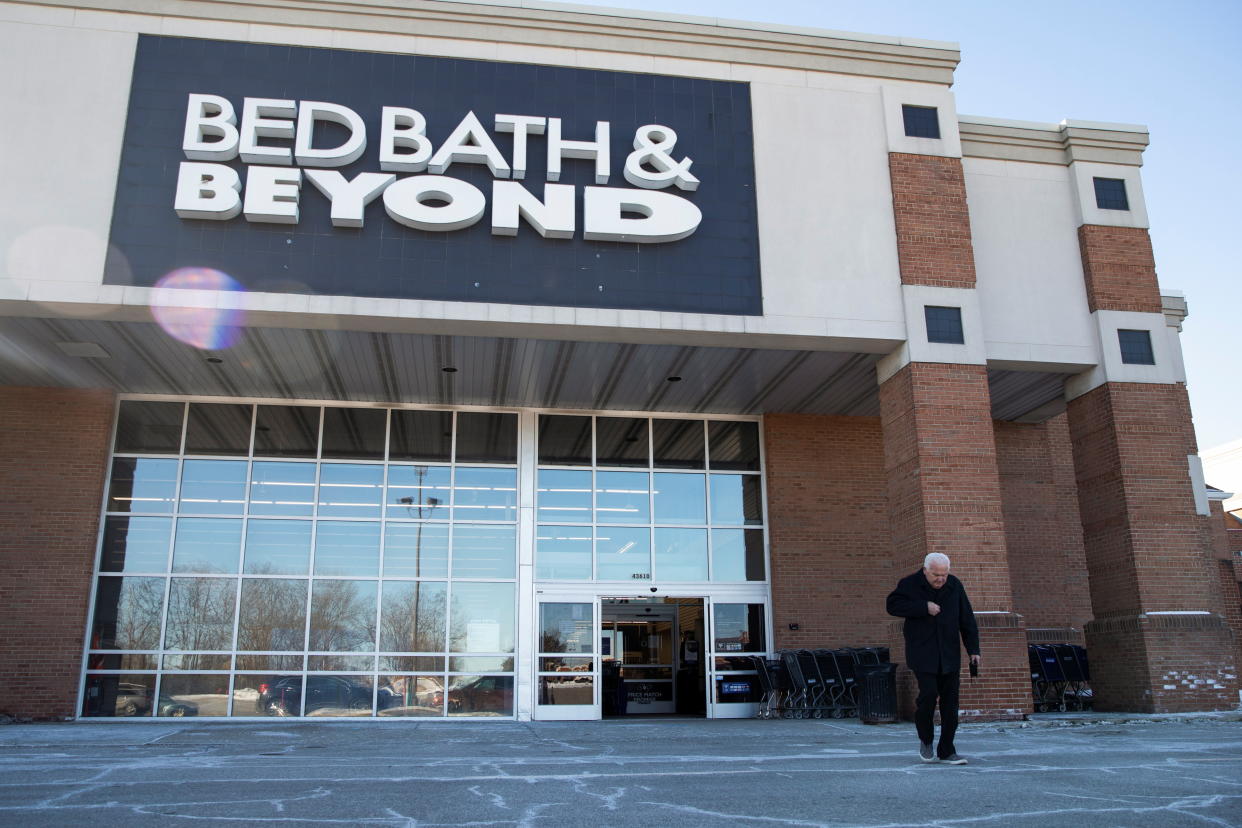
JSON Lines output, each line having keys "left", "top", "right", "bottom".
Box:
{"left": 0, "top": 316, "right": 1066, "bottom": 420}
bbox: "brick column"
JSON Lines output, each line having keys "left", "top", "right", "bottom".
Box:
{"left": 880, "top": 152, "right": 1031, "bottom": 720}
{"left": 995, "top": 415, "right": 1093, "bottom": 643}
{"left": 0, "top": 387, "right": 115, "bottom": 720}
{"left": 1067, "top": 223, "right": 1238, "bottom": 711}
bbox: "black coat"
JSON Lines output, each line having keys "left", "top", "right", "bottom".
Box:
{"left": 886, "top": 570, "right": 980, "bottom": 674}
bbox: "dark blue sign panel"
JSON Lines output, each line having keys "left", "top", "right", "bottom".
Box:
{"left": 105, "top": 35, "right": 762, "bottom": 315}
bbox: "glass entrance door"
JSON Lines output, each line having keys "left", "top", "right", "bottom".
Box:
{"left": 706, "top": 600, "right": 766, "bottom": 718}
{"left": 533, "top": 598, "right": 599, "bottom": 721}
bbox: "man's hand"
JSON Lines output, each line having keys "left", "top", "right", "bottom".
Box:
{"left": 927, "top": 601, "right": 941, "bottom": 616}
{"left": 970, "top": 654, "right": 981, "bottom": 667}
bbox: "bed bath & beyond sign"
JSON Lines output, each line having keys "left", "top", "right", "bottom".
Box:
{"left": 175, "top": 95, "right": 703, "bottom": 244}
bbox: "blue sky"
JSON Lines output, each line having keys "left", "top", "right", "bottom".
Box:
{"left": 563, "top": 0, "right": 1241, "bottom": 452}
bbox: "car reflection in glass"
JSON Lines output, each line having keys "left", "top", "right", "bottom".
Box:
{"left": 114, "top": 683, "right": 199, "bottom": 717}
{"left": 257, "top": 676, "right": 397, "bottom": 716}
{"left": 447, "top": 676, "right": 513, "bottom": 716}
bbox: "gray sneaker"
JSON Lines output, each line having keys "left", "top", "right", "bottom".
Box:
{"left": 919, "top": 742, "right": 936, "bottom": 763}
{"left": 941, "top": 753, "right": 968, "bottom": 765}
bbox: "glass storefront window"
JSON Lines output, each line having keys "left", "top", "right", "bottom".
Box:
{"left": 162, "top": 653, "right": 230, "bottom": 670}
{"left": 254, "top": 406, "right": 320, "bottom": 458}
{"left": 82, "top": 674, "right": 156, "bottom": 717}
{"left": 237, "top": 578, "right": 308, "bottom": 652}
{"left": 379, "top": 581, "right": 447, "bottom": 652}
{"left": 100, "top": 517, "right": 171, "bottom": 573}
{"left": 711, "top": 529, "right": 766, "bottom": 581}
{"left": 164, "top": 577, "right": 237, "bottom": 651}
{"left": 308, "top": 656, "right": 375, "bottom": 672}
{"left": 377, "top": 675, "right": 446, "bottom": 717}
{"left": 596, "top": 417, "right": 648, "bottom": 467}
{"left": 538, "top": 415, "right": 592, "bottom": 465}
{"left": 386, "top": 465, "right": 451, "bottom": 519}
{"left": 383, "top": 523, "right": 449, "bottom": 578}
{"left": 596, "top": 526, "right": 650, "bottom": 581}
{"left": 249, "top": 461, "right": 316, "bottom": 516}
{"left": 536, "top": 469, "right": 591, "bottom": 523}
{"left": 449, "top": 582, "right": 515, "bottom": 653}
{"left": 451, "top": 524, "right": 516, "bottom": 579}
{"left": 595, "top": 471, "right": 650, "bottom": 524}
{"left": 232, "top": 674, "right": 289, "bottom": 717}
{"left": 456, "top": 412, "right": 518, "bottom": 463}
{"left": 707, "top": 421, "right": 761, "bottom": 471}
{"left": 91, "top": 576, "right": 165, "bottom": 650}
{"left": 114, "top": 401, "right": 183, "bottom": 454}
{"left": 389, "top": 410, "right": 452, "bottom": 462}
{"left": 90, "top": 405, "right": 763, "bottom": 718}
{"left": 709, "top": 474, "right": 762, "bottom": 526}
{"left": 447, "top": 675, "right": 513, "bottom": 717}
{"left": 654, "top": 528, "right": 708, "bottom": 581}
{"left": 321, "top": 407, "right": 386, "bottom": 460}
{"left": 653, "top": 473, "right": 706, "bottom": 524}
{"left": 652, "top": 419, "right": 704, "bottom": 469}
{"left": 317, "top": 675, "right": 368, "bottom": 715}
{"left": 309, "top": 580, "right": 378, "bottom": 652}
{"left": 179, "top": 460, "right": 247, "bottom": 515}
{"left": 453, "top": 467, "right": 517, "bottom": 521}
{"left": 535, "top": 527, "right": 592, "bottom": 580}
{"left": 243, "top": 520, "right": 312, "bottom": 575}
{"left": 185, "top": 403, "right": 252, "bottom": 456}
{"left": 449, "top": 656, "right": 514, "bottom": 672}
{"left": 235, "top": 654, "right": 303, "bottom": 671}
{"left": 314, "top": 521, "right": 380, "bottom": 577}
{"left": 159, "top": 674, "right": 229, "bottom": 717}
{"left": 172, "top": 518, "right": 242, "bottom": 573}
{"left": 107, "top": 457, "right": 178, "bottom": 513}
{"left": 317, "top": 464, "right": 383, "bottom": 518}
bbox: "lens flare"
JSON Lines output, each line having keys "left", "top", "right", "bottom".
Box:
{"left": 151, "top": 267, "right": 245, "bottom": 350}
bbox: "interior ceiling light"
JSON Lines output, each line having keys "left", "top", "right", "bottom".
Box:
{"left": 55, "top": 341, "right": 110, "bottom": 359}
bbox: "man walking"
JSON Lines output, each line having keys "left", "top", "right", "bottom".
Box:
{"left": 886, "top": 552, "right": 980, "bottom": 765}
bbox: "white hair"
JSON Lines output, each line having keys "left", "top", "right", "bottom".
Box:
{"left": 923, "top": 552, "right": 951, "bottom": 570}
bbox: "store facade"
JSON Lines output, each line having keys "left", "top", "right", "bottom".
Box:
{"left": 1, "top": 0, "right": 1237, "bottom": 721}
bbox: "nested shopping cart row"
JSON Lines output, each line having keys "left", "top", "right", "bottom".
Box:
{"left": 1029, "top": 643, "right": 1092, "bottom": 712}
{"left": 752, "top": 647, "right": 891, "bottom": 720}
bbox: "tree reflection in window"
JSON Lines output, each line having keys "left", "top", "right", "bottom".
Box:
{"left": 92, "top": 577, "right": 165, "bottom": 650}
{"left": 164, "top": 578, "right": 237, "bottom": 651}
{"left": 379, "top": 581, "right": 447, "bottom": 652}
{"left": 310, "top": 580, "right": 378, "bottom": 651}
{"left": 237, "top": 576, "right": 308, "bottom": 651}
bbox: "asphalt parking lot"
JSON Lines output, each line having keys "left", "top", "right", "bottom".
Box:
{"left": 0, "top": 713, "right": 1240, "bottom": 826}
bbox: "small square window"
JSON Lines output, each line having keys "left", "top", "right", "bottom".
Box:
{"left": 1093, "top": 177, "right": 1130, "bottom": 211}
{"left": 1118, "top": 329, "right": 1155, "bottom": 365}
{"left": 902, "top": 105, "right": 941, "bottom": 139}
{"left": 925, "top": 306, "right": 964, "bottom": 344}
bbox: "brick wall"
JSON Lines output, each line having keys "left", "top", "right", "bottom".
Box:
{"left": 763, "top": 414, "right": 893, "bottom": 649}
{"left": 1227, "top": 510, "right": 1242, "bottom": 553}
{"left": 1068, "top": 382, "right": 1224, "bottom": 615}
{"left": 1086, "top": 614, "right": 1237, "bottom": 712}
{"left": 0, "top": 387, "right": 115, "bottom": 720}
{"left": 878, "top": 363, "right": 1030, "bottom": 718}
{"left": 1218, "top": 559, "right": 1242, "bottom": 680}
{"left": 1067, "top": 381, "right": 1238, "bottom": 711}
{"left": 994, "top": 415, "right": 1092, "bottom": 635}
{"left": 888, "top": 153, "right": 977, "bottom": 288}
{"left": 1076, "top": 225, "right": 1162, "bottom": 313}
{"left": 879, "top": 363, "right": 1014, "bottom": 605}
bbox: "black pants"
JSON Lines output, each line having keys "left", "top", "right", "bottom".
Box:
{"left": 914, "top": 670, "right": 960, "bottom": 759}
